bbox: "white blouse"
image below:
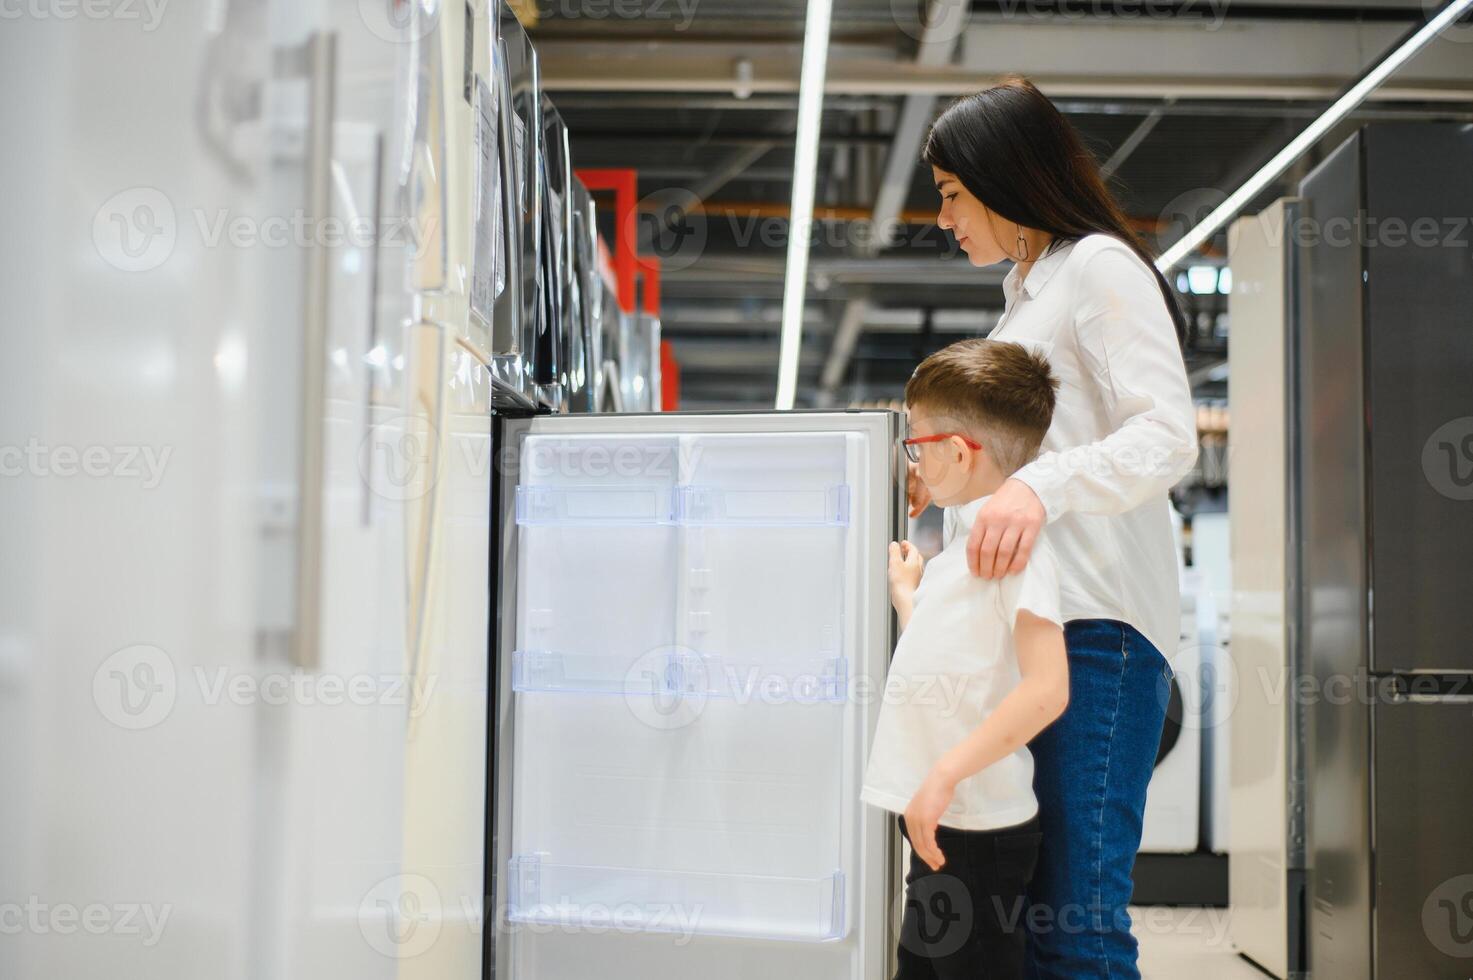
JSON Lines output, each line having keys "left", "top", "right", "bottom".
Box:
{"left": 982, "top": 233, "right": 1198, "bottom": 664}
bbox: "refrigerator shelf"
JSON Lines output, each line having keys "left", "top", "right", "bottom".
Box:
{"left": 507, "top": 855, "right": 846, "bottom": 942}
{"left": 512, "top": 649, "right": 849, "bottom": 703}
{"left": 515, "top": 484, "right": 675, "bottom": 525}
{"left": 514, "top": 484, "right": 851, "bottom": 527}
{"left": 675, "top": 484, "right": 850, "bottom": 527}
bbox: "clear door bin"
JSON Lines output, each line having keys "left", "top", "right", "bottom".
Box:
{"left": 510, "top": 430, "right": 860, "bottom": 944}
{"left": 508, "top": 856, "right": 845, "bottom": 942}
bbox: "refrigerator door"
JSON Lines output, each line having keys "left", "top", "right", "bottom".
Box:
{"left": 499, "top": 10, "right": 545, "bottom": 406}
{"left": 1372, "top": 693, "right": 1473, "bottom": 976}
{"left": 563, "top": 178, "right": 594, "bottom": 413}
{"left": 1226, "top": 199, "right": 1307, "bottom": 978}
{"left": 489, "top": 410, "right": 904, "bottom": 980}
{"left": 488, "top": 11, "right": 537, "bottom": 409}
{"left": 1298, "top": 131, "right": 1373, "bottom": 980}
{"left": 1359, "top": 125, "right": 1473, "bottom": 676}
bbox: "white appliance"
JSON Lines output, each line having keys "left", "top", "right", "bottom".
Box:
{"left": 0, "top": 1, "right": 489, "bottom": 977}
{"left": 1139, "top": 640, "right": 1202, "bottom": 854}
{"left": 1190, "top": 512, "right": 1233, "bottom": 854}
{"left": 1225, "top": 199, "right": 1306, "bottom": 979}
{"left": 487, "top": 410, "right": 906, "bottom": 979}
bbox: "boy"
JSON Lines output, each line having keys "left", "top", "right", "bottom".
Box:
{"left": 861, "top": 339, "right": 1069, "bottom": 980}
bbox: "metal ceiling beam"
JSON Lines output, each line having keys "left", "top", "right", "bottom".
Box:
{"left": 542, "top": 60, "right": 1473, "bottom": 100}
{"left": 537, "top": 19, "right": 1473, "bottom": 99}
{"left": 663, "top": 254, "right": 1010, "bottom": 285}
{"left": 818, "top": 0, "right": 970, "bottom": 404}
{"left": 1100, "top": 97, "right": 1175, "bottom": 178}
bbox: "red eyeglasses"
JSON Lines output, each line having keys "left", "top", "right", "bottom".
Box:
{"left": 901, "top": 432, "right": 983, "bottom": 463}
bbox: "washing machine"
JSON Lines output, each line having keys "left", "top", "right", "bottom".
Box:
{"left": 1139, "top": 574, "right": 1207, "bottom": 854}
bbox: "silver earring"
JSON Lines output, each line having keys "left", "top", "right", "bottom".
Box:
{"left": 1016, "top": 228, "right": 1030, "bottom": 261}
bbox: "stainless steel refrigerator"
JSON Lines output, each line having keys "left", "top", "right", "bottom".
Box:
{"left": 1294, "top": 124, "right": 1473, "bottom": 979}
{"left": 485, "top": 409, "right": 907, "bottom": 979}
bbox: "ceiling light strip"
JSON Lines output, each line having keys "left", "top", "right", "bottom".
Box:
{"left": 774, "top": 0, "right": 836, "bottom": 410}
{"left": 1156, "top": 0, "right": 1473, "bottom": 272}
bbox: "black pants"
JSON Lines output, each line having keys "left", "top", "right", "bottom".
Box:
{"left": 895, "top": 814, "right": 1042, "bottom": 980}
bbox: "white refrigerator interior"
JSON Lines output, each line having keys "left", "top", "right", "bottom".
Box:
{"left": 493, "top": 413, "right": 899, "bottom": 980}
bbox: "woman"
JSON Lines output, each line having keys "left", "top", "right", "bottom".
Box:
{"left": 907, "top": 76, "right": 1199, "bottom": 980}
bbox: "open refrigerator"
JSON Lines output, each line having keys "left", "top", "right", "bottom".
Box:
{"left": 485, "top": 410, "right": 906, "bottom": 979}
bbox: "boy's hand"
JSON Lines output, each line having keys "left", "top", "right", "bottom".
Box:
{"left": 887, "top": 540, "right": 924, "bottom": 604}
{"left": 904, "top": 770, "right": 957, "bottom": 872}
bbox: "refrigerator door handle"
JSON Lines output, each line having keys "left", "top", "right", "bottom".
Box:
{"left": 290, "top": 30, "right": 336, "bottom": 672}
{"left": 405, "top": 321, "right": 449, "bottom": 733}
{"left": 1379, "top": 672, "right": 1473, "bottom": 704}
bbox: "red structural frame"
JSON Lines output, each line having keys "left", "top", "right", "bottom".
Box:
{"left": 576, "top": 167, "right": 679, "bottom": 410}
{"left": 575, "top": 168, "right": 638, "bottom": 314}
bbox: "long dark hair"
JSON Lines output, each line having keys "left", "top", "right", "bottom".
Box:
{"left": 923, "top": 75, "right": 1188, "bottom": 346}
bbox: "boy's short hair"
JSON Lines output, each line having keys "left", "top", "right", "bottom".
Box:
{"left": 904, "top": 339, "right": 1058, "bottom": 475}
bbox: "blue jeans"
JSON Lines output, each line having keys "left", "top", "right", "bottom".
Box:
{"left": 1023, "top": 619, "right": 1173, "bottom": 980}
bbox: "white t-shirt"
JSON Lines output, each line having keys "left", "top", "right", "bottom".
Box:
{"left": 860, "top": 494, "right": 1063, "bottom": 831}
{"left": 994, "top": 234, "right": 1199, "bottom": 663}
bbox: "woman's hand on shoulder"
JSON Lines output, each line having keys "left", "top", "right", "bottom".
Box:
{"left": 967, "top": 478, "right": 1045, "bottom": 579}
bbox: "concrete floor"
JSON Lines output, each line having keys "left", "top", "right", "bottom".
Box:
{"left": 1134, "top": 906, "right": 1271, "bottom": 979}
